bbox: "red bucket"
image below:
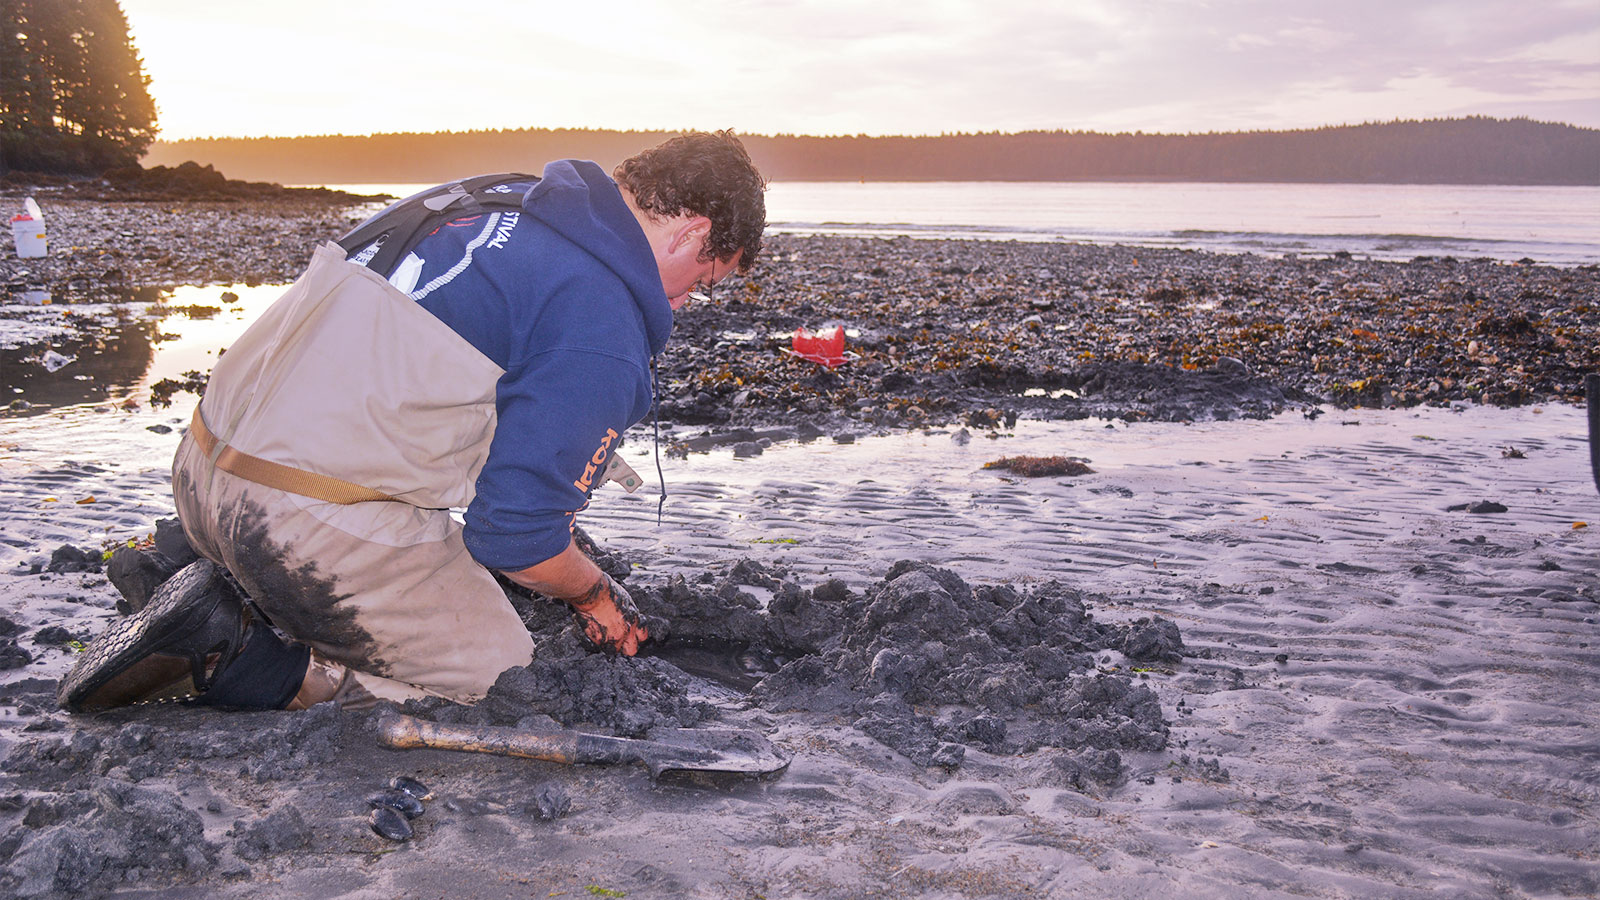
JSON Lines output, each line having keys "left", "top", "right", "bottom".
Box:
{"left": 791, "top": 326, "right": 847, "bottom": 367}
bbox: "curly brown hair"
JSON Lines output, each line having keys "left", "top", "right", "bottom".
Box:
{"left": 613, "top": 130, "right": 766, "bottom": 273}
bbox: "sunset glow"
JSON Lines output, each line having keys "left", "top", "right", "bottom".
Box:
{"left": 119, "top": 0, "right": 1600, "bottom": 140}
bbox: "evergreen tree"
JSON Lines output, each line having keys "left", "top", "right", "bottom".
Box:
{"left": 0, "top": 0, "right": 156, "bottom": 174}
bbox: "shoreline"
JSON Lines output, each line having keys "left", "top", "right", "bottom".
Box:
{"left": 3, "top": 197, "right": 1596, "bottom": 438}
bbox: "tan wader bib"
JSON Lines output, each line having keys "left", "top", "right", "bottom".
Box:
{"left": 172, "top": 243, "right": 535, "bottom": 703}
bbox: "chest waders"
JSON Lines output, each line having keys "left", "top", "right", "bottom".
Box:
{"left": 191, "top": 174, "right": 538, "bottom": 506}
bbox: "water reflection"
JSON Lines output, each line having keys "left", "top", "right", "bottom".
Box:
{"left": 0, "top": 283, "right": 285, "bottom": 418}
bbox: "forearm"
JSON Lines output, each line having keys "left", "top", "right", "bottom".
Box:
{"left": 501, "top": 539, "right": 603, "bottom": 601}
{"left": 503, "top": 537, "right": 648, "bottom": 656}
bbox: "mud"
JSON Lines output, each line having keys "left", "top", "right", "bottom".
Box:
{"left": 0, "top": 685, "right": 347, "bottom": 896}
{"left": 409, "top": 557, "right": 1181, "bottom": 786}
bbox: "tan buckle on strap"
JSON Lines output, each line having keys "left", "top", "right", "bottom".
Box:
{"left": 189, "top": 407, "right": 397, "bottom": 505}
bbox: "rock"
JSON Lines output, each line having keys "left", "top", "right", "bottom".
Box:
{"left": 106, "top": 546, "right": 178, "bottom": 615}
{"left": 152, "top": 518, "right": 200, "bottom": 569}
{"left": 30, "top": 626, "right": 80, "bottom": 646}
{"left": 531, "top": 782, "right": 572, "bottom": 821}
{"left": 45, "top": 544, "right": 100, "bottom": 574}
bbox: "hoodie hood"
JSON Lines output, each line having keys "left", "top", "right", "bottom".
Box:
{"left": 522, "top": 160, "right": 674, "bottom": 355}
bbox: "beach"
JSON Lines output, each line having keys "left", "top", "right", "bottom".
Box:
{"left": 1, "top": 194, "right": 1597, "bottom": 899}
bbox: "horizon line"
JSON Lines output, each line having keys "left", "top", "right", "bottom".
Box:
{"left": 151, "top": 115, "right": 1596, "bottom": 144}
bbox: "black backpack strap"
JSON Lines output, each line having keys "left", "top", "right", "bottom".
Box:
{"left": 337, "top": 172, "right": 537, "bottom": 278}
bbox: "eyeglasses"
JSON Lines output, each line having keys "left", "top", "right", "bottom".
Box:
{"left": 687, "top": 257, "right": 721, "bottom": 305}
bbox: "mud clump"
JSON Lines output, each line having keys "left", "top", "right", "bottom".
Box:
{"left": 44, "top": 545, "right": 101, "bottom": 575}
{"left": 232, "top": 804, "right": 312, "bottom": 860}
{"left": 0, "top": 778, "right": 215, "bottom": 897}
{"left": 106, "top": 518, "right": 199, "bottom": 614}
{"left": 471, "top": 640, "right": 716, "bottom": 738}
{"left": 4, "top": 702, "right": 343, "bottom": 786}
{"left": 642, "top": 559, "right": 1182, "bottom": 780}
{"left": 0, "top": 640, "right": 32, "bottom": 669}
{"left": 1, "top": 696, "right": 347, "bottom": 895}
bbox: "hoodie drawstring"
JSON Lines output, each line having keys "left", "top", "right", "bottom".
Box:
{"left": 651, "top": 356, "right": 667, "bottom": 526}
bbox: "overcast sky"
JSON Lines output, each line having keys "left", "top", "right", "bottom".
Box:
{"left": 121, "top": 0, "right": 1600, "bottom": 140}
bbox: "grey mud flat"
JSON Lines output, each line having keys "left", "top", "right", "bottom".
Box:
{"left": 0, "top": 402, "right": 1595, "bottom": 899}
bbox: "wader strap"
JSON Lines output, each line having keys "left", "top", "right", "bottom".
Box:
{"left": 338, "top": 172, "right": 536, "bottom": 278}
{"left": 189, "top": 407, "right": 398, "bottom": 505}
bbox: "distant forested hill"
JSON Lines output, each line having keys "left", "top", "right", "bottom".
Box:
{"left": 147, "top": 117, "right": 1599, "bottom": 185}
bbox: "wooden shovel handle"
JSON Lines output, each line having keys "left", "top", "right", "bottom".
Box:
{"left": 378, "top": 714, "right": 639, "bottom": 767}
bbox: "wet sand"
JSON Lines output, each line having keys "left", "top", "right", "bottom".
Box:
{"left": 1, "top": 197, "right": 1598, "bottom": 898}
{"left": 2, "top": 399, "right": 1595, "bottom": 898}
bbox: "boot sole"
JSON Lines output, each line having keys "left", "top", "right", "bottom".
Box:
{"left": 57, "top": 559, "right": 232, "bottom": 711}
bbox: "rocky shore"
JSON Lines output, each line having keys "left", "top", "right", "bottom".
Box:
{"left": 0, "top": 190, "right": 376, "bottom": 298}
{"left": 2, "top": 193, "right": 1596, "bottom": 436}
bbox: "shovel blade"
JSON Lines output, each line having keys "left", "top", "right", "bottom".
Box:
{"left": 638, "top": 727, "right": 791, "bottom": 780}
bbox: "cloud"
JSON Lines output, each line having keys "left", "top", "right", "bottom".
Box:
{"left": 122, "top": 0, "right": 1600, "bottom": 138}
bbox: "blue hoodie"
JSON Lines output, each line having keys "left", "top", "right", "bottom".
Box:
{"left": 380, "top": 160, "right": 672, "bottom": 570}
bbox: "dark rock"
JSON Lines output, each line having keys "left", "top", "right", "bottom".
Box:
{"left": 0, "top": 639, "right": 31, "bottom": 670}
{"left": 45, "top": 544, "right": 100, "bottom": 574}
{"left": 531, "top": 782, "right": 572, "bottom": 821}
{"left": 106, "top": 546, "right": 179, "bottom": 615}
{"left": 30, "top": 626, "right": 80, "bottom": 647}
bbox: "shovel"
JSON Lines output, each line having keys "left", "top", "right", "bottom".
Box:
{"left": 377, "top": 713, "right": 790, "bottom": 782}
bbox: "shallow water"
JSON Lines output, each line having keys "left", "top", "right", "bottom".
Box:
{"left": 3, "top": 392, "right": 1592, "bottom": 588}
{"left": 0, "top": 283, "right": 285, "bottom": 415}
{"left": 322, "top": 181, "right": 1600, "bottom": 265}
{"left": 590, "top": 404, "right": 1598, "bottom": 593}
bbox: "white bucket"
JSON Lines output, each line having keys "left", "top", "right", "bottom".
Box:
{"left": 12, "top": 217, "right": 46, "bottom": 258}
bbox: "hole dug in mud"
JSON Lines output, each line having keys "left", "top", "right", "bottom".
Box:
{"left": 471, "top": 557, "right": 1186, "bottom": 790}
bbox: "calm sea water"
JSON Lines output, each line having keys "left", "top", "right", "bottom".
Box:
{"left": 320, "top": 181, "right": 1600, "bottom": 266}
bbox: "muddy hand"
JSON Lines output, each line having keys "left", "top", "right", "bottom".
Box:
{"left": 568, "top": 573, "right": 648, "bottom": 656}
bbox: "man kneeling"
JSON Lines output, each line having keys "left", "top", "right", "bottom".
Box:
{"left": 59, "top": 131, "right": 766, "bottom": 712}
